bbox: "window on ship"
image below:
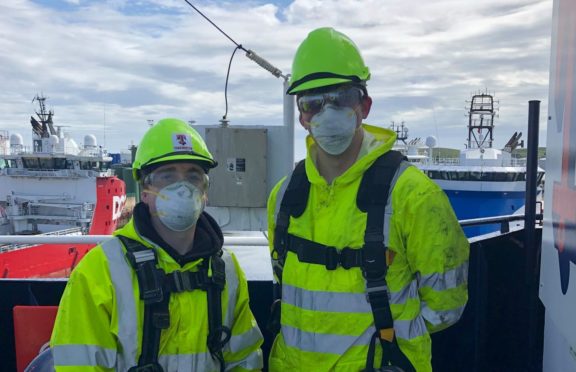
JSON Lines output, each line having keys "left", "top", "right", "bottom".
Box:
{"left": 39, "top": 158, "right": 55, "bottom": 169}
{"left": 53, "top": 158, "right": 67, "bottom": 169}
{"left": 22, "top": 157, "right": 40, "bottom": 169}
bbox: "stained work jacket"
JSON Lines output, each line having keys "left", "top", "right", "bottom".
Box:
{"left": 267, "top": 124, "right": 469, "bottom": 372}
{"left": 50, "top": 215, "right": 263, "bottom": 371}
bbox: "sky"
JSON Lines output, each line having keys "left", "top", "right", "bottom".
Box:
{"left": 0, "top": 0, "right": 553, "bottom": 161}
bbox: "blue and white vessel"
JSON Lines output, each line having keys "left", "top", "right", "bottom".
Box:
{"left": 411, "top": 93, "right": 544, "bottom": 237}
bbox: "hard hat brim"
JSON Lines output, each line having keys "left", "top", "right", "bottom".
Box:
{"left": 287, "top": 77, "right": 355, "bottom": 95}
{"left": 133, "top": 153, "right": 217, "bottom": 181}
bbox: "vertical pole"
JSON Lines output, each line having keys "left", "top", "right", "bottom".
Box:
{"left": 525, "top": 100, "right": 540, "bottom": 251}
{"left": 283, "top": 78, "right": 295, "bottom": 171}
{"left": 525, "top": 100, "right": 540, "bottom": 371}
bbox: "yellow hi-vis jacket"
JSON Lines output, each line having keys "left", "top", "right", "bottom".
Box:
{"left": 267, "top": 124, "right": 469, "bottom": 372}
{"left": 50, "top": 218, "right": 263, "bottom": 371}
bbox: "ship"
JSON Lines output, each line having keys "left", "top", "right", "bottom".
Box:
{"left": 0, "top": 94, "right": 126, "bottom": 278}
{"left": 393, "top": 94, "right": 545, "bottom": 237}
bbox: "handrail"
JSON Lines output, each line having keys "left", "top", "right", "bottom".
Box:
{"left": 0, "top": 212, "right": 543, "bottom": 247}
{"left": 459, "top": 212, "right": 543, "bottom": 235}
{"left": 0, "top": 234, "right": 269, "bottom": 246}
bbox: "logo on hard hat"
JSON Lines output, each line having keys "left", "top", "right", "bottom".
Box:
{"left": 172, "top": 133, "right": 193, "bottom": 152}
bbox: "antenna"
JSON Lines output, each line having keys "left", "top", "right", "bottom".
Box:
{"left": 103, "top": 104, "right": 106, "bottom": 148}
{"left": 390, "top": 121, "right": 409, "bottom": 144}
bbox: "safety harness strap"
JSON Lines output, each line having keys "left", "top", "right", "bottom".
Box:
{"left": 120, "top": 236, "right": 167, "bottom": 372}
{"left": 119, "top": 236, "right": 230, "bottom": 372}
{"left": 358, "top": 152, "right": 414, "bottom": 371}
{"left": 269, "top": 159, "right": 309, "bottom": 334}
{"left": 272, "top": 159, "right": 309, "bottom": 273}
{"left": 272, "top": 150, "right": 415, "bottom": 371}
{"left": 205, "top": 253, "right": 231, "bottom": 371}
{"left": 285, "top": 235, "right": 362, "bottom": 270}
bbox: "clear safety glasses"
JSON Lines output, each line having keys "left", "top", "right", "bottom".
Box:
{"left": 144, "top": 167, "right": 209, "bottom": 191}
{"left": 297, "top": 86, "right": 364, "bottom": 115}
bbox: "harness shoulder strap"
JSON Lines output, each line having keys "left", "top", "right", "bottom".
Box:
{"left": 357, "top": 152, "right": 415, "bottom": 372}
{"left": 269, "top": 159, "right": 308, "bottom": 334}
{"left": 273, "top": 159, "right": 309, "bottom": 267}
{"left": 119, "top": 235, "right": 167, "bottom": 372}
{"left": 205, "top": 251, "right": 231, "bottom": 372}
{"left": 119, "top": 236, "right": 230, "bottom": 372}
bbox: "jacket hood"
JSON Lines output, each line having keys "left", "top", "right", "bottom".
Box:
{"left": 114, "top": 203, "right": 224, "bottom": 266}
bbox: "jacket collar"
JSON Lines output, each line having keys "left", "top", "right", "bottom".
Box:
{"left": 115, "top": 203, "right": 224, "bottom": 266}
{"left": 304, "top": 123, "right": 397, "bottom": 185}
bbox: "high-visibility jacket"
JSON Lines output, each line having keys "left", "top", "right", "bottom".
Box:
{"left": 50, "top": 218, "right": 263, "bottom": 371}
{"left": 267, "top": 124, "right": 469, "bottom": 372}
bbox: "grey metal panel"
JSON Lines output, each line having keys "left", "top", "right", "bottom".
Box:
{"left": 205, "top": 127, "right": 268, "bottom": 207}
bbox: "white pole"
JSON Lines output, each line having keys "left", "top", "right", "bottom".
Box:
{"left": 283, "top": 78, "right": 295, "bottom": 171}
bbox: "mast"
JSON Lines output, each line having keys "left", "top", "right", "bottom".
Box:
{"left": 390, "top": 121, "right": 409, "bottom": 145}
{"left": 466, "top": 92, "right": 498, "bottom": 149}
{"left": 31, "top": 94, "right": 56, "bottom": 137}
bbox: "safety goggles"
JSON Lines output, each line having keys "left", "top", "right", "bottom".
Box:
{"left": 144, "top": 167, "right": 209, "bottom": 191}
{"left": 297, "top": 86, "right": 364, "bottom": 115}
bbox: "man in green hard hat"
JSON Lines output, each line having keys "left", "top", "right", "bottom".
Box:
{"left": 51, "top": 118, "right": 263, "bottom": 371}
{"left": 267, "top": 28, "right": 469, "bottom": 372}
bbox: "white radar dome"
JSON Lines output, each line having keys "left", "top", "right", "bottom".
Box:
{"left": 84, "top": 134, "right": 97, "bottom": 148}
{"left": 49, "top": 134, "right": 60, "bottom": 145}
{"left": 425, "top": 135, "right": 438, "bottom": 148}
{"left": 10, "top": 133, "right": 23, "bottom": 146}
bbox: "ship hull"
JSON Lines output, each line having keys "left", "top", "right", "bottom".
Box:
{"left": 445, "top": 189, "right": 525, "bottom": 237}
{"left": 0, "top": 177, "right": 125, "bottom": 278}
{"left": 0, "top": 243, "right": 94, "bottom": 278}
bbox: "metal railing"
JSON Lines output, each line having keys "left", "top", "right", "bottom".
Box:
{"left": 427, "top": 157, "right": 528, "bottom": 167}
{"left": 1, "top": 168, "right": 112, "bottom": 178}
{"left": 0, "top": 234, "right": 269, "bottom": 247}
{"left": 0, "top": 227, "right": 85, "bottom": 252}
{"left": 0, "top": 211, "right": 543, "bottom": 248}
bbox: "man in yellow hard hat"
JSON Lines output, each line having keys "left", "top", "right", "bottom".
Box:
{"left": 267, "top": 28, "right": 469, "bottom": 372}
{"left": 51, "top": 118, "right": 263, "bottom": 371}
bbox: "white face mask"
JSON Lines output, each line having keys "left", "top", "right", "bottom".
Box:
{"left": 153, "top": 181, "right": 205, "bottom": 232}
{"left": 309, "top": 105, "right": 358, "bottom": 155}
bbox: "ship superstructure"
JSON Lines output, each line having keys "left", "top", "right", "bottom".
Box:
{"left": 0, "top": 95, "right": 126, "bottom": 278}
{"left": 415, "top": 93, "right": 543, "bottom": 236}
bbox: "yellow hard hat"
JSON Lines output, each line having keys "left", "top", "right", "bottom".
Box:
{"left": 132, "top": 118, "right": 217, "bottom": 181}
{"left": 287, "top": 27, "right": 371, "bottom": 95}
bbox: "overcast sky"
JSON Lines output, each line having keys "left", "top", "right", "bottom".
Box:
{"left": 0, "top": 0, "right": 552, "bottom": 161}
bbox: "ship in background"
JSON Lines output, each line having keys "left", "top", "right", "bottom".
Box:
{"left": 393, "top": 93, "right": 544, "bottom": 237}
{"left": 0, "top": 94, "right": 126, "bottom": 278}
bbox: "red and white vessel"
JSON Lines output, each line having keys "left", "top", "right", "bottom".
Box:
{"left": 0, "top": 95, "right": 126, "bottom": 278}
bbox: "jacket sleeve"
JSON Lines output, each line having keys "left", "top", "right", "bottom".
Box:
{"left": 223, "top": 252, "right": 264, "bottom": 371}
{"left": 50, "top": 247, "right": 117, "bottom": 371}
{"left": 266, "top": 177, "right": 287, "bottom": 283}
{"left": 402, "top": 180, "right": 470, "bottom": 333}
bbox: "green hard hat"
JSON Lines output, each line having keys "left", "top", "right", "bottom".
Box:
{"left": 132, "top": 118, "right": 217, "bottom": 181}
{"left": 286, "top": 27, "right": 371, "bottom": 95}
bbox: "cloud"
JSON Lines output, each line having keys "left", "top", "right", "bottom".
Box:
{"left": 0, "top": 0, "right": 552, "bottom": 157}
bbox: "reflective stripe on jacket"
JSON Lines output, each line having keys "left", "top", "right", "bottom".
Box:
{"left": 50, "top": 219, "right": 263, "bottom": 371}
{"left": 267, "top": 124, "right": 469, "bottom": 372}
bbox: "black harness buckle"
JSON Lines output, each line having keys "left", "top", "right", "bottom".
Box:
{"left": 127, "top": 249, "right": 165, "bottom": 304}
{"left": 171, "top": 270, "right": 192, "bottom": 292}
{"left": 209, "top": 256, "right": 226, "bottom": 290}
{"left": 325, "top": 247, "right": 340, "bottom": 270}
